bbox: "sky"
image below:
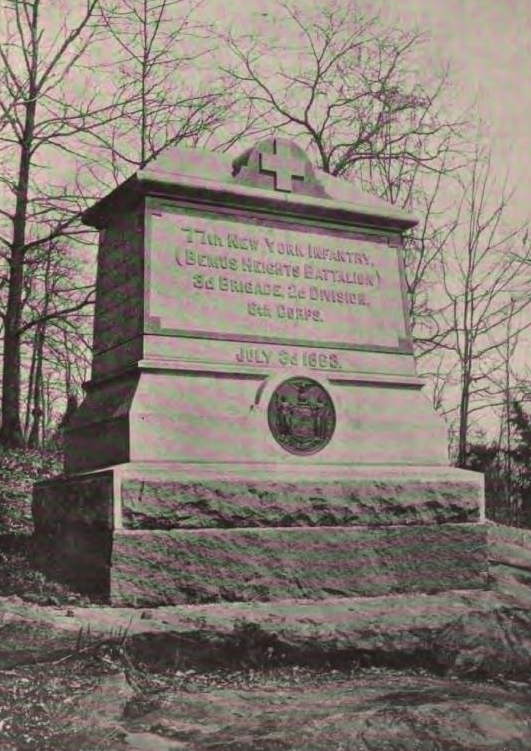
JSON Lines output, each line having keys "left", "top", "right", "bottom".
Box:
{"left": 390, "top": 0, "right": 531, "bottom": 224}
{"left": 206, "top": 0, "right": 531, "bottom": 227}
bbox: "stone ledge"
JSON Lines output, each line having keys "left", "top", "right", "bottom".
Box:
{"left": 33, "top": 466, "right": 484, "bottom": 533}
{"left": 121, "top": 476, "right": 482, "bottom": 529}
{"left": 110, "top": 523, "right": 488, "bottom": 606}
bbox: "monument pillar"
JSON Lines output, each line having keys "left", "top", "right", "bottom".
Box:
{"left": 32, "top": 137, "right": 486, "bottom": 604}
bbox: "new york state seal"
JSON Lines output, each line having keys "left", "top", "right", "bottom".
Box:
{"left": 267, "top": 377, "right": 336, "bottom": 455}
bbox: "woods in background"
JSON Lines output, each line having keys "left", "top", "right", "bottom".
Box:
{"left": 0, "top": 0, "right": 530, "bottom": 526}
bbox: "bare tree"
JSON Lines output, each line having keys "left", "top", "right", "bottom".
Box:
{"left": 222, "top": 0, "right": 467, "bottom": 188}
{"left": 91, "top": 0, "right": 236, "bottom": 181}
{"left": 432, "top": 147, "right": 531, "bottom": 467}
{"left": 402, "top": 152, "right": 467, "bottom": 354}
{"left": 493, "top": 299, "right": 519, "bottom": 520}
{"left": 0, "top": 0, "right": 104, "bottom": 447}
{"left": 20, "top": 238, "right": 94, "bottom": 446}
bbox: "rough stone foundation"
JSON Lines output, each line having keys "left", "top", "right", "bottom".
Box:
{"left": 32, "top": 466, "right": 487, "bottom": 606}
{"left": 110, "top": 524, "right": 487, "bottom": 607}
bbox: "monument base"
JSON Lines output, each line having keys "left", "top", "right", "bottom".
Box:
{"left": 32, "top": 463, "right": 487, "bottom": 606}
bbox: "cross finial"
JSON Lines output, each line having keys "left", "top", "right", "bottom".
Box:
{"left": 231, "top": 137, "right": 328, "bottom": 199}
{"left": 259, "top": 139, "right": 307, "bottom": 193}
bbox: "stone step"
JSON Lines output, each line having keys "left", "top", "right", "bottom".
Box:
{"left": 120, "top": 476, "right": 483, "bottom": 529}
{"left": 33, "top": 467, "right": 484, "bottom": 533}
{"left": 110, "top": 523, "right": 488, "bottom": 606}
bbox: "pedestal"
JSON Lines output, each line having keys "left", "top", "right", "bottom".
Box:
{"left": 32, "top": 464, "right": 487, "bottom": 605}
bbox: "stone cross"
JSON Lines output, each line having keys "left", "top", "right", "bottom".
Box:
{"left": 259, "top": 139, "right": 306, "bottom": 192}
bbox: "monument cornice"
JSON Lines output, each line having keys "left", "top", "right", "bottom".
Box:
{"left": 82, "top": 137, "right": 419, "bottom": 233}
{"left": 83, "top": 173, "right": 418, "bottom": 233}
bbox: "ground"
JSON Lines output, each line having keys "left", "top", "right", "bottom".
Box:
{"left": 1, "top": 656, "right": 530, "bottom": 751}
{"left": 0, "top": 449, "right": 530, "bottom": 750}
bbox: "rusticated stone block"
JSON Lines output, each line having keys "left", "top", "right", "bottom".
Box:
{"left": 32, "top": 472, "right": 114, "bottom": 532}
{"left": 121, "top": 477, "right": 482, "bottom": 530}
{"left": 110, "top": 523, "right": 488, "bottom": 606}
{"left": 32, "top": 473, "right": 114, "bottom": 595}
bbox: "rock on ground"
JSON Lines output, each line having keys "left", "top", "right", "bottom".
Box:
{"left": 0, "top": 522, "right": 530, "bottom": 749}
{"left": 71, "top": 670, "right": 531, "bottom": 751}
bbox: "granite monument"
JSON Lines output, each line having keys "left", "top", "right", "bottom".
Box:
{"left": 32, "top": 137, "right": 487, "bottom": 605}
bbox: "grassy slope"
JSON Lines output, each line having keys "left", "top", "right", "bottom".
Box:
{"left": 0, "top": 449, "right": 86, "bottom": 604}
{"left": 0, "top": 448, "right": 62, "bottom": 535}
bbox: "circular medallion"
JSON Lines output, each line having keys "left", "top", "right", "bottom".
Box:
{"left": 267, "top": 377, "right": 336, "bottom": 455}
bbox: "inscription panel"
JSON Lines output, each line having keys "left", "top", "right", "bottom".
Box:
{"left": 146, "top": 210, "right": 408, "bottom": 350}
{"left": 142, "top": 336, "right": 419, "bottom": 379}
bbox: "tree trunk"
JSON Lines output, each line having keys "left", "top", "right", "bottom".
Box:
{"left": 0, "top": 254, "right": 26, "bottom": 447}
{"left": 0, "top": 0, "right": 39, "bottom": 448}
{"left": 28, "top": 323, "right": 45, "bottom": 448}
{"left": 24, "top": 326, "right": 39, "bottom": 441}
{"left": 457, "top": 369, "right": 471, "bottom": 468}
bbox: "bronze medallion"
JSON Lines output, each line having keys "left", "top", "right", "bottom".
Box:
{"left": 267, "top": 377, "right": 336, "bottom": 455}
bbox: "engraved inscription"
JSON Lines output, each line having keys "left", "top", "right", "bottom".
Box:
{"left": 148, "top": 211, "right": 407, "bottom": 350}
{"left": 235, "top": 346, "right": 342, "bottom": 370}
{"left": 174, "top": 227, "right": 377, "bottom": 324}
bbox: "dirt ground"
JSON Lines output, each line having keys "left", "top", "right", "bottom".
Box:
{"left": 1, "top": 648, "right": 530, "bottom": 751}
{"left": 1, "top": 574, "right": 531, "bottom": 751}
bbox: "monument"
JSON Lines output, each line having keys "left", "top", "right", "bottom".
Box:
{"left": 32, "top": 137, "right": 487, "bottom": 605}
